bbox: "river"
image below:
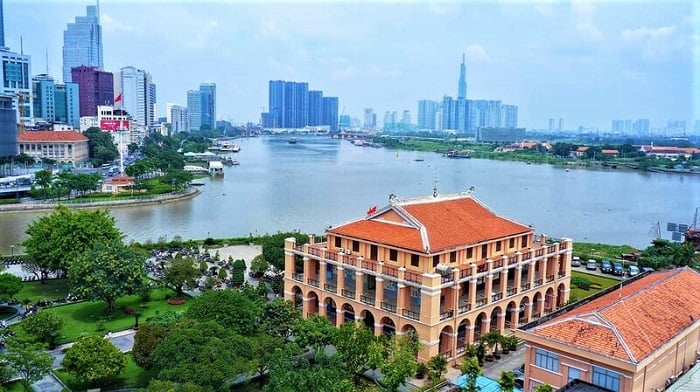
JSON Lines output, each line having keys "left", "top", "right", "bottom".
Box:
{"left": 1, "top": 135, "right": 698, "bottom": 253}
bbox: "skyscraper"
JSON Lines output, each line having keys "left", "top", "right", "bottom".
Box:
{"left": 187, "top": 90, "right": 201, "bottom": 130}
{"left": 0, "top": 96, "right": 17, "bottom": 157}
{"left": 418, "top": 100, "right": 438, "bottom": 130}
{"left": 458, "top": 53, "right": 467, "bottom": 100}
{"left": 199, "top": 83, "right": 216, "bottom": 129}
{"left": 307, "top": 90, "right": 323, "bottom": 126}
{"left": 71, "top": 66, "right": 112, "bottom": 117}
{"left": 54, "top": 82, "right": 80, "bottom": 128}
{"left": 167, "top": 103, "right": 189, "bottom": 134}
{"left": 441, "top": 96, "right": 456, "bottom": 130}
{"left": 32, "top": 74, "right": 56, "bottom": 122}
{"left": 502, "top": 105, "right": 518, "bottom": 128}
{"left": 120, "top": 66, "right": 153, "bottom": 127}
{"left": 1, "top": 50, "right": 32, "bottom": 122}
{"left": 63, "top": 5, "right": 103, "bottom": 83}
{"left": 322, "top": 96, "right": 338, "bottom": 131}
{"left": 363, "top": 108, "right": 375, "bottom": 130}
{"left": 0, "top": 0, "right": 5, "bottom": 49}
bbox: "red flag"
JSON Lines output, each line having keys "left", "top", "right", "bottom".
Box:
{"left": 366, "top": 205, "right": 377, "bottom": 215}
{"left": 114, "top": 93, "right": 122, "bottom": 103}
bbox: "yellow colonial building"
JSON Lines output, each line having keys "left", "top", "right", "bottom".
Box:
{"left": 284, "top": 192, "right": 572, "bottom": 362}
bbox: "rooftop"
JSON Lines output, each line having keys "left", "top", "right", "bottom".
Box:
{"left": 18, "top": 131, "right": 88, "bottom": 143}
{"left": 525, "top": 268, "right": 700, "bottom": 364}
{"left": 328, "top": 193, "right": 531, "bottom": 253}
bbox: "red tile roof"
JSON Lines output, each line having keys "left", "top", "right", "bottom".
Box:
{"left": 18, "top": 131, "right": 88, "bottom": 142}
{"left": 328, "top": 195, "right": 531, "bottom": 253}
{"left": 528, "top": 268, "right": 700, "bottom": 364}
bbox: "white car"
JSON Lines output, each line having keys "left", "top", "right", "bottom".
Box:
{"left": 628, "top": 265, "right": 640, "bottom": 277}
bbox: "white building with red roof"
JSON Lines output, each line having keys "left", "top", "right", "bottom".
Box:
{"left": 17, "top": 130, "right": 89, "bottom": 164}
{"left": 285, "top": 192, "right": 573, "bottom": 362}
{"left": 517, "top": 268, "right": 700, "bottom": 392}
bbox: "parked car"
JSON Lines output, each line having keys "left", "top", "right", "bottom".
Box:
{"left": 572, "top": 256, "right": 581, "bottom": 267}
{"left": 628, "top": 265, "right": 640, "bottom": 277}
{"left": 613, "top": 262, "right": 624, "bottom": 276}
{"left": 642, "top": 267, "right": 655, "bottom": 273}
{"left": 601, "top": 260, "right": 613, "bottom": 274}
{"left": 586, "top": 259, "right": 598, "bottom": 270}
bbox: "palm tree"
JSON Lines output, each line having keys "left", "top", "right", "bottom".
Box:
{"left": 498, "top": 370, "right": 516, "bottom": 392}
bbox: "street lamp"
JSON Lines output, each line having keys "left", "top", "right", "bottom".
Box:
{"left": 10, "top": 245, "right": 14, "bottom": 258}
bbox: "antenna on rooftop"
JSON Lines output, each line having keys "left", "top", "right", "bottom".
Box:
{"left": 45, "top": 49, "right": 49, "bottom": 75}
{"left": 432, "top": 167, "right": 439, "bottom": 198}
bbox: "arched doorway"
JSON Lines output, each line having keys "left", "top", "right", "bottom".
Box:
{"left": 457, "top": 319, "right": 471, "bottom": 354}
{"left": 439, "top": 325, "right": 454, "bottom": 358}
{"left": 306, "top": 290, "right": 319, "bottom": 317}
{"left": 545, "top": 287, "right": 555, "bottom": 314}
{"left": 342, "top": 303, "right": 355, "bottom": 324}
{"left": 519, "top": 296, "right": 530, "bottom": 325}
{"left": 325, "top": 298, "right": 337, "bottom": 326}
{"left": 381, "top": 316, "right": 396, "bottom": 337}
{"left": 361, "top": 309, "right": 375, "bottom": 331}
{"left": 533, "top": 291, "right": 543, "bottom": 318}
{"left": 474, "top": 312, "right": 487, "bottom": 342}
{"left": 505, "top": 301, "right": 518, "bottom": 329}
{"left": 557, "top": 283, "right": 567, "bottom": 307}
{"left": 490, "top": 306, "right": 501, "bottom": 333}
{"left": 292, "top": 286, "right": 303, "bottom": 309}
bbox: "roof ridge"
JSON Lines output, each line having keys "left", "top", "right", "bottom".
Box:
{"left": 594, "top": 269, "right": 683, "bottom": 314}
{"left": 391, "top": 204, "right": 430, "bottom": 252}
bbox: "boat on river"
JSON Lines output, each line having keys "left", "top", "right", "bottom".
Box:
{"left": 288, "top": 137, "right": 298, "bottom": 144}
{"left": 445, "top": 150, "right": 470, "bottom": 159}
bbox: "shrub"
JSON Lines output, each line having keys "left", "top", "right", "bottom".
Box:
{"left": 571, "top": 276, "right": 592, "bottom": 290}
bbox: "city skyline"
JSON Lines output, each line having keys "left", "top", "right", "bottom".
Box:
{"left": 4, "top": 1, "right": 698, "bottom": 130}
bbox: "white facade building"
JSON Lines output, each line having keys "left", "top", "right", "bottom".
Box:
{"left": 167, "top": 103, "right": 189, "bottom": 134}
{"left": 119, "top": 66, "right": 154, "bottom": 127}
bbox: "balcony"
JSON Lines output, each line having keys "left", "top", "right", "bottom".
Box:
{"left": 381, "top": 302, "right": 397, "bottom": 313}
{"left": 534, "top": 278, "right": 543, "bottom": 286}
{"left": 402, "top": 308, "right": 420, "bottom": 320}
{"left": 405, "top": 270, "right": 422, "bottom": 284}
{"left": 558, "top": 271, "right": 566, "bottom": 278}
{"left": 546, "top": 275, "right": 555, "bottom": 283}
{"left": 293, "top": 273, "right": 304, "bottom": 282}
{"left": 507, "top": 286, "right": 517, "bottom": 297}
{"left": 307, "top": 278, "right": 320, "bottom": 288}
{"left": 440, "top": 310, "right": 454, "bottom": 321}
{"left": 520, "top": 282, "right": 531, "bottom": 291}
{"left": 360, "top": 294, "right": 375, "bottom": 306}
{"left": 324, "top": 283, "right": 337, "bottom": 293}
{"left": 458, "top": 303, "right": 471, "bottom": 314}
{"left": 341, "top": 288, "right": 356, "bottom": 299}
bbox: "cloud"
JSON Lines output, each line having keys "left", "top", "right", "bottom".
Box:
{"left": 571, "top": 1, "right": 602, "bottom": 40}
{"left": 465, "top": 44, "right": 490, "bottom": 62}
{"left": 331, "top": 65, "right": 402, "bottom": 80}
{"left": 427, "top": 2, "right": 460, "bottom": 15}
{"left": 101, "top": 13, "right": 136, "bottom": 33}
{"left": 182, "top": 19, "right": 222, "bottom": 49}
{"left": 621, "top": 25, "right": 687, "bottom": 61}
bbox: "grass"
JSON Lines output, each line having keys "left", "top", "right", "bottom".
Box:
{"left": 44, "top": 288, "right": 191, "bottom": 344}
{"left": 570, "top": 270, "right": 621, "bottom": 301}
{"left": 572, "top": 242, "right": 639, "bottom": 261}
{"left": 2, "top": 381, "right": 28, "bottom": 392}
{"left": 14, "top": 279, "right": 72, "bottom": 303}
{"left": 55, "top": 353, "right": 157, "bottom": 391}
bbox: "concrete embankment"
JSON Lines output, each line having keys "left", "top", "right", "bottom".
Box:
{"left": 0, "top": 187, "right": 200, "bottom": 214}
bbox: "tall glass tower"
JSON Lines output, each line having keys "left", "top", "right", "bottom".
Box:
{"left": 199, "top": 83, "right": 216, "bottom": 130}
{"left": 457, "top": 53, "right": 467, "bottom": 100}
{"left": 62, "top": 4, "right": 103, "bottom": 83}
{"left": 0, "top": 0, "right": 5, "bottom": 49}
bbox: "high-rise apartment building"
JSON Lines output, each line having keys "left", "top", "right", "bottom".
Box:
{"left": 166, "top": 103, "right": 189, "bottom": 134}
{"left": 308, "top": 90, "right": 323, "bottom": 126}
{"left": 322, "top": 96, "right": 338, "bottom": 131}
{"left": 119, "top": 66, "right": 154, "bottom": 127}
{"left": 63, "top": 5, "right": 103, "bottom": 83}
{"left": 502, "top": 105, "right": 518, "bottom": 128}
{"left": 441, "top": 96, "right": 456, "bottom": 130}
{"left": 32, "top": 74, "right": 55, "bottom": 122}
{"left": 633, "top": 119, "right": 649, "bottom": 135}
{"left": 54, "top": 83, "right": 80, "bottom": 128}
{"left": 418, "top": 100, "right": 438, "bottom": 130}
{"left": 548, "top": 118, "right": 555, "bottom": 132}
{"left": 187, "top": 90, "right": 201, "bottom": 131}
{"left": 401, "top": 110, "right": 411, "bottom": 126}
{"left": 71, "top": 66, "right": 113, "bottom": 117}
{"left": 1, "top": 49, "right": 33, "bottom": 123}
{"left": 363, "top": 108, "right": 376, "bottom": 130}
{"left": 558, "top": 118, "right": 564, "bottom": 132}
{"left": 199, "top": 83, "right": 216, "bottom": 130}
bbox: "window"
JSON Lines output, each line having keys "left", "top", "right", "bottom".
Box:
{"left": 467, "top": 247, "right": 473, "bottom": 259}
{"left": 352, "top": 240, "right": 360, "bottom": 252}
{"left": 389, "top": 249, "right": 398, "bottom": 261}
{"left": 521, "top": 235, "right": 528, "bottom": 248}
{"left": 509, "top": 238, "right": 515, "bottom": 248}
{"left": 481, "top": 244, "right": 488, "bottom": 259}
{"left": 450, "top": 251, "right": 456, "bottom": 263}
{"left": 334, "top": 236, "right": 341, "bottom": 248}
{"left": 433, "top": 255, "right": 440, "bottom": 268}
{"left": 534, "top": 349, "right": 559, "bottom": 373}
{"left": 411, "top": 254, "right": 419, "bottom": 267}
{"left": 568, "top": 367, "right": 581, "bottom": 383}
{"left": 496, "top": 241, "right": 502, "bottom": 252}
{"left": 592, "top": 367, "right": 620, "bottom": 392}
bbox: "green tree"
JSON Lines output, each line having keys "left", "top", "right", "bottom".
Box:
{"left": 84, "top": 127, "right": 119, "bottom": 166}
{"left": 68, "top": 240, "right": 146, "bottom": 312}
{"left": 498, "top": 370, "right": 517, "bottom": 392}
{"left": 162, "top": 257, "right": 199, "bottom": 298}
{"left": 185, "top": 290, "right": 260, "bottom": 335}
{"left": 334, "top": 322, "right": 376, "bottom": 386}
{"left": 460, "top": 357, "right": 482, "bottom": 392}
{"left": 20, "top": 311, "right": 63, "bottom": 348}
{"left": 534, "top": 384, "right": 554, "bottom": 392}
{"left": 264, "top": 344, "right": 354, "bottom": 392}
{"left": 23, "top": 206, "right": 123, "bottom": 281}
{"left": 374, "top": 334, "right": 419, "bottom": 392}
{"left": 231, "top": 258, "right": 246, "bottom": 287}
{"left": 0, "top": 273, "right": 23, "bottom": 301}
{"left": 132, "top": 323, "right": 169, "bottom": 370}
{"left": 61, "top": 335, "right": 125, "bottom": 387}
{"left": 34, "top": 169, "right": 52, "bottom": 200}
{"left": 292, "top": 314, "right": 338, "bottom": 353}
{"left": 261, "top": 232, "right": 309, "bottom": 271}
{"left": 144, "top": 379, "right": 209, "bottom": 392}
{"left": 250, "top": 254, "right": 269, "bottom": 277}
{"left": 259, "top": 298, "right": 300, "bottom": 339}
{"left": 4, "top": 338, "right": 53, "bottom": 392}
{"left": 249, "top": 334, "right": 285, "bottom": 387}
{"left": 427, "top": 354, "right": 448, "bottom": 385}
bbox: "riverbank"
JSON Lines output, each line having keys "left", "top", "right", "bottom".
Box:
{"left": 0, "top": 187, "right": 200, "bottom": 214}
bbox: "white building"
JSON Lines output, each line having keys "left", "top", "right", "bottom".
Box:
{"left": 118, "top": 66, "right": 154, "bottom": 127}
{"left": 1, "top": 48, "right": 33, "bottom": 124}
{"left": 167, "top": 103, "right": 189, "bottom": 134}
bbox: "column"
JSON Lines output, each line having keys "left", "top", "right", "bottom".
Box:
{"left": 468, "top": 276, "right": 477, "bottom": 309}
{"left": 319, "top": 261, "right": 327, "bottom": 288}
{"left": 509, "top": 307, "right": 519, "bottom": 329}
{"left": 481, "top": 317, "right": 490, "bottom": 336}
{"left": 499, "top": 269, "right": 508, "bottom": 298}
{"left": 375, "top": 277, "right": 385, "bottom": 307}
{"left": 536, "top": 296, "right": 545, "bottom": 317}
{"left": 355, "top": 271, "right": 363, "bottom": 298}
{"left": 466, "top": 325, "right": 475, "bottom": 345}
{"left": 514, "top": 265, "right": 522, "bottom": 293}
{"left": 541, "top": 257, "right": 548, "bottom": 284}
{"left": 524, "top": 300, "right": 533, "bottom": 323}
{"left": 496, "top": 311, "right": 506, "bottom": 331}
{"left": 528, "top": 260, "right": 536, "bottom": 288}
{"left": 336, "top": 309, "right": 345, "bottom": 325}
{"left": 303, "top": 256, "right": 312, "bottom": 282}
{"left": 337, "top": 266, "right": 345, "bottom": 293}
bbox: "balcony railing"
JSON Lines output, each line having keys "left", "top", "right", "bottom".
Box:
{"left": 341, "top": 289, "right": 356, "bottom": 299}
{"left": 360, "top": 294, "right": 375, "bottom": 306}
{"left": 476, "top": 298, "right": 487, "bottom": 308}
{"left": 309, "top": 247, "right": 322, "bottom": 257}
{"left": 534, "top": 278, "right": 543, "bottom": 286}
{"left": 307, "top": 278, "right": 320, "bottom": 288}
{"left": 508, "top": 255, "right": 518, "bottom": 265}
{"left": 507, "top": 287, "right": 517, "bottom": 296}
{"left": 460, "top": 268, "right": 471, "bottom": 279}
{"left": 440, "top": 310, "right": 454, "bottom": 321}
{"left": 402, "top": 309, "right": 420, "bottom": 320}
{"left": 535, "top": 249, "right": 544, "bottom": 257}
{"left": 558, "top": 271, "right": 566, "bottom": 278}
{"left": 361, "top": 260, "right": 377, "bottom": 272}
{"left": 381, "top": 302, "right": 397, "bottom": 313}
{"left": 324, "top": 283, "right": 337, "bottom": 293}
{"left": 546, "top": 275, "right": 555, "bottom": 283}
{"left": 383, "top": 265, "right": 399, "bottom": 278}
{"left": 294, "top": 245, "right": 304, "bottom": 251}
{"left": 342, "top": 254, "right": 356, "bottom": 267}
{"left": 458, "top": 303, "right": 471, "bottom": 314}
{"left": 442, "top": 275, "right": 454, "bottom": 284}
{"left": 521, "top": 283, "right": 531, "bottom": 291}
{"left": 405, "top": 270, "right": 422, "bottom": 283}
{"left": 293, "top": 273, "right": 304, "bottom": 282}
{"left": 492, "top": 292, "right": 503, "bottom": 301}
{"left": 477, "top": 264, "right": 488, "bottom": 273}
{"left": 493, "top": 260, "right": 503, "bottom": 269}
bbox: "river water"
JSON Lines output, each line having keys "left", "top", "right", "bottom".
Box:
{"left": 1, "top": 135, "right": 698, "bottom": 253}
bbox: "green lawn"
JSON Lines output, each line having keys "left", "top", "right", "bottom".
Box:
{"left": 44, "top": 288, "right": 190, "bottom": 344}
{"left": 570, "top": 271, "right": 621, "bottom": 301}
{"left": 15, "top": 279, "right": 72, "bottom": 303}
{"left": 573, "top": 242, "right": 639, "bottom": 261}
{"left": 55, "top": 353, "right": 157, "bottom": 390}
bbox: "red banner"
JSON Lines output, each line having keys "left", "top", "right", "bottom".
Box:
{"left": 100, "top": 120, "right": 130, "bottom": 131}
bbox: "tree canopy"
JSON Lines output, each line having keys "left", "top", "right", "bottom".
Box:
{"left": 161, "top": 257, "right": 199, "bottom": 298}
{"left": 0, "top": 273, "right": 23, "bottom": 301}
{"left": 184, "top": 290, "right": 260, "bottom": 336}
{"left": 61, "top": 335, "right": 125, "bottom": 387}
{"left": 20, "top": 311, "right": 63, "bottom": 347}
{"left": 84, "top": 127, "right": 119, "bottom": 166}
{"left": 4, "top": 338, "right": 54, "bottom": 392}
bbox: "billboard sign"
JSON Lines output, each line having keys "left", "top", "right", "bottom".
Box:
{"left": 100, "top": 120, "right": 130, "bottom": 131}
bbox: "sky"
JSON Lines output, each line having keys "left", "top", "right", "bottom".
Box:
{"left": 4, "top": 0, "right": 699, "bottom": 130}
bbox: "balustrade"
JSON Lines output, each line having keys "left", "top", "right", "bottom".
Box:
{"left": 402, "top": 309, "right": 420, "bottom": 320}
{"left": 360, "top": 295, "right": 375, "bottom": 306}
{"left": 324, "top": 283, "right": 337, "bottom": 293}
{"left": 341, "top": 288, "right": 356, "bottom": 299}
{"left": 293, "top": 273, "right": 303, "bottom": 282}
{"left": 405, "top": 270, "right": 422, "bottom": 283}
{"left": 458, "top": 303, "right": 471, "bottom": 314}
{"left": 307, "top": 278, "right": 319, "bottom": 287}
{"left": 440, "top": 310, "right": 454, "bottom": 320}
{"left": 546, "top": 275, "right": 555, "bottom": 283}
{"left": 381, "top": 302, "right": 397, "bottom": 313}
